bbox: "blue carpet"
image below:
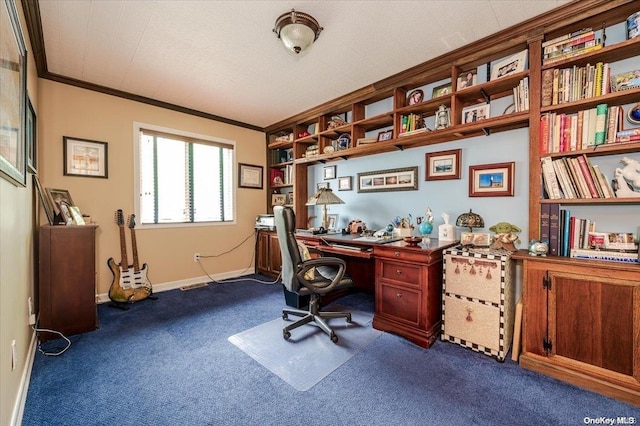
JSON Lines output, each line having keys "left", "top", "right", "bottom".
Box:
{"left": 22, "top": 275, "right": 640, "bottom": 425}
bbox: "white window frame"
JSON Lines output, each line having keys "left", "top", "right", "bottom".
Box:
{"left": 133, "top": 122, "right": 237, "bottom": 229}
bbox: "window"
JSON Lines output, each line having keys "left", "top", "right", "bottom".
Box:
{"left": 135, "top": 123, "right": 235, "bottom": 226}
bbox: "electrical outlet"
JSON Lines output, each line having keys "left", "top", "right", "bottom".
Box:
{"left": 194, "top": 253, "right": 200, "bottom": 262}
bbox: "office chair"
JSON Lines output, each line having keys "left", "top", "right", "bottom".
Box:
{"left": 274, "top": 206, "right": 354, "bottom": 343}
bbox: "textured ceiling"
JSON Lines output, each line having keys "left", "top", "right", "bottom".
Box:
{"left": 37, "top": 0, "right": 571, "bottom": 129}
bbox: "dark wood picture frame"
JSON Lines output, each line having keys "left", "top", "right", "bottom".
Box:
{"left": 425, "top": 149, "right": 461, "bottom": 181}
{"left": 323, "top": 165, "right": 336, "bottom": 180}
{"left": 63, "top": 136, "right": 109, "bottom": 178}
{"left": 469, "top": 162, "right": 515, "bottom": 197}
{"left": 33, "top": 174, "right": 54, "bottom": 225}
{"left": 377, "top": 130, "right": 393, "bottom": 142}
{"left": 357, "top": 166, "right": 418, "bottom": 193}
{"left": 26, "top": 95, "right": 37, "bottom": 173}
{"left": 338, "top": 176, "right": 352, "bottom": 191}
{"left": 238, "top": 163, "right": 263, "bottom": 189}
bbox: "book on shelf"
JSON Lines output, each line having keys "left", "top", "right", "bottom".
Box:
{"left": 570, "top": 248, "right": 639, "bottom": 263}
{"left": 541, "top": 69, "right": 553, "bottom": 107}
{"left": 541, "top": 156, "right": 561, "bottom": 199}
{"left": 542, "top": 27, "right": 593, "bottom": 48}
{"left": 539, "top": 203, "right": 551, "bottom": 244}
{"left": 576, "top": 155, "right": 601, "bottom": 198}
{"left": 548, "top": 203, "right": 560, "bottom": 256}
{"left": 591, "top": 164, "right": 613, "bottom": 198}
{"left": 616, "top": 134, "right": 640, "bottom": 143}
{"left": 593, "top": 103, "right": 608, "bottom": 146}
{"left": 616, "top": 128, "right": 640, "bottom": 137}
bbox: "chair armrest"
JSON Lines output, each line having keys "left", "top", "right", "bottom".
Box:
{"left": 296, "top": 257, "right": 346, "bottom": 294}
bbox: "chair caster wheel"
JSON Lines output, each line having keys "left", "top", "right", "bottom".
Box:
{"left": 283, "top": 331, "right": 291, "bottom": 340}
{"left": 346, "top": 314, "right": 352, "bottom": 323}
{"left": 282, "top": 313, "right": 288, "bottom": 320}
{"left": 330, "top": 333, "right": 338, "bottom": 343}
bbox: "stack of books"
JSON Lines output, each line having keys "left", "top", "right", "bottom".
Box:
{"left": 540, "top": 154, "right": 614, "bottom": 200}
{"left": 512, "top": 77, "right": 530, "bottom": 112}
{"left": 542, "top": 28, "right": 603, "bottom": 64}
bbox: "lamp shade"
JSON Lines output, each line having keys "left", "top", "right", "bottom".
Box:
{"left": 456, "top": 209, "right": 485, "bottom": 232}
{"left": 306, "top": 187, "right": 344, "bottom": 230}
{"left": 273, "top": 9, "right": 323, "bottom": 54}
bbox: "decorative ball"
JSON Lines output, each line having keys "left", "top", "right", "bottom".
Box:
{"left": 628, "top": 104, "right": 640, "bottom": 125}
{"left": 419, "top": 222, "right": 433, "bottom": 236}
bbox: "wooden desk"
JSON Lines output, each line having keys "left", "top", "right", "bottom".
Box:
{"left": 295, "top": 232, "right": 456, "bottom": 348}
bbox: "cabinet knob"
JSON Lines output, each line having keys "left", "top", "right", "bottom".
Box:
{"left": 394, "top": 251, "right": 400, "bottom": 257}
{"left": 466, "top": 306, "right": 473, "bottom": 322}
{"left": 396, "top": 293, "right": 402, "bottom": 298}
{"left": 396, "top": 269, "right": 402, "bottom": 275}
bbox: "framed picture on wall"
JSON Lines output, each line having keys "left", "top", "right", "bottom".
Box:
{"left": 425, "top": 149, "right": 461, "bottom": 181}
{"left": 469, "top": 162, "right": 515, "bottom": 197}
{"left": 63, "top": 136, "right": 109, "bottom": 178}
{"left": 238, "top": 163, "right": 263, "bottom": 189}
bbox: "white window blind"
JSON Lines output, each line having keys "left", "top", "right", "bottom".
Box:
{"left": 137, "top": 127, "right": 234, "bottom": 225}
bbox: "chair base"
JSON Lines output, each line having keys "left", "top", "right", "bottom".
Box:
{"left": 282, "top": 297, "right": 352, "bottom": 343}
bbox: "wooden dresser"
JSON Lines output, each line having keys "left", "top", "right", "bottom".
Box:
{"left": 38, "top": 225, "right": 98, "bottom": 341}
{"left": 372, "top": 240, "right": 455, "bottom": 348}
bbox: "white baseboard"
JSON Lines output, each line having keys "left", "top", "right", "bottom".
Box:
{"left": 96, "top": 268, "right": 254, "bottom": 303}
{"left": 11, "top": 329, "right": 37, "bottom": 426}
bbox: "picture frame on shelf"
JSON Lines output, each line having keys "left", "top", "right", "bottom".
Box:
{"left": 238, "top": 163, "right": 263, "bottom": 189}
{"left": 469, "top": 162, "right": 514, "bottom": 197}
{"left": 327, "top": 214, "right": 339, "bottom": 231}
{"left": 491, "top": 49, "right": 528, "bottom": 80}
{"left": 271, "top": 193, "right": 286, "bottom": 206}
{"left": 45, "top": 187, "right": 76, "bottom": 224}
{"left": 431, "top": 83, "right": 451, "bottom": 98}
{"left": 286, "top": 192, "right": 294, "bottom": 205}
{"left": 425, "top": 149, "right": 461, "bottom": 181}
{"left": 377, "top": 130, "right": 393, "bottom": 142}
{"left": 317, "top": 182, "right": 329, "bottom": 190}
{"left": 407, "top": 89, "right": 424, "bottom": 105}
{"left": 338, "top": 176, "right": 352, "bottom": 191}
{"left": 33, "top": 175, "right": 55, "bottom": 225}
{"left": 610, "top": 69, "right": 640, "bottom": 92}
{"left": 456, "top": 69, "right": 477, "bottom": 90}
{"left": 63, "top": 136, "right": 108, "bottom": 178}
{"left": 357, "top": 166, "right": 418, "bottom": 193}
{"left": 462, "top": 103, "right": 490, "bottom": 124}
{"left": 323, "top": 165, "right": 336, "bottom": 180}
{"left": 0, "top": 0, "right": 27, "bottom": 187}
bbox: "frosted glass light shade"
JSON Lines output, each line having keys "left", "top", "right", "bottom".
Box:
{"left": 273, "top": 9, "right": 323, "bottom": 54}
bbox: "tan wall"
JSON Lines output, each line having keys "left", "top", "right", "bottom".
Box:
{"left": 1, "top": 1, "right": 39, "bottom": 424}
{"left": 38, "top": 80, "right": 266, "bottom": 295}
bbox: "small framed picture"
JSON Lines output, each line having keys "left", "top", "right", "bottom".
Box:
{"left": 425, "top": 149, "right": 461, "bottom": 181}
{"left": 456, "top": 68, "right": 477, "bottom": 90}
{"left": 462, "top": 103, "right": 490, "bottom": 124}
{"left": 33, "top": 175, "right": 55, "bottom": 225}
{"left": 431, "top": 83, "right": 451, "bottom": 98}
{"left": 469, "top": 162, "right": 515, "bottom": 197}
{"left": 338, "top": 176, "right": 352, "bottom": 191}
{"left": 63, "top": 136, "right": 108, "bottom": 178}
{"left": 407, "top": 89, "right": 424, "bottom": 105}
{"left": 286, "top": 192, "right": 294, "bottom": 205}
{"left": 327, "top": 214, "right": 339, "bottom": 231}
{"left": 323, "top": 165, "right": 336, "bottom": 180}
{"left": 238, "top": 163, "right": 263, "bottom": 189}
{"left": 271, "top": 193, "right": 286, "bottom": 206}
{"left": 317, "top": 182, "right": 329, "bottom": 190}
{"left": 377, "top": 130, "right": 393, "bottom": 142}
{"left": 491, "top": 49, "right": 528, "bottom": 80}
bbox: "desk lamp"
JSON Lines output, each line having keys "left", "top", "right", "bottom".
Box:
{"left": 305, "top": 187, "right": 344, "bottom": 231}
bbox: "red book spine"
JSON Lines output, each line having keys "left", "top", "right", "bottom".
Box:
{"left": 576, "top": 155, "right": 600, "bottom": 198}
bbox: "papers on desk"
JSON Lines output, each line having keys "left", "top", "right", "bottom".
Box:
{"left": 353, "top": 236, "right": 401, "bottom": 244}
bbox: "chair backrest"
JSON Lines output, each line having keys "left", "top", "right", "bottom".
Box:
{"left": 274, "top": 206, "right": 303, "bottom": 293}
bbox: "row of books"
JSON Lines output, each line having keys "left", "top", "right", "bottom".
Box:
{"left": 541, "top": 155, "right": 614, "bottom": 200}
{"left": 399, "top": 113, "right": 427, "bottom": 135}
{"left": 541, "top": 62, "right": 609, "bottom": 107}
{"left": 513, "top": 77, "right": 529, "bottom": 112}
{"left": 542, "top": 28, "right": 603, "bottom": 64}
{"left": 539, "top": 103, "right": 625, "bottom": 154}
{"left": 541, "top": 203, "right": 638, "bottom": 263}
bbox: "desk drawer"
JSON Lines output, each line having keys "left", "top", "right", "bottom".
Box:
{"left": 444, "top": 253, "right": 502, "bottom": 303}
{"left": 378, "top": 282, "right": 421, "bottom": 326}
{"left": 443, "top": 295, "right": 500, "bottom": 351}
{"left": 379, "top": 261, "right": 421, "bottom": 287}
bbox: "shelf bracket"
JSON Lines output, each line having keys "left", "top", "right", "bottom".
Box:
{"left": 482, "top": 128, "right": 491, "bottom": 136}
{"left": 480, "top": 89, "right": 490, "bottom": 104}
{"left": 339, "top": 155, "right": 348, "bottom": 160}
{"left": 394, "top": 144, "right": 404, "bottom": 151}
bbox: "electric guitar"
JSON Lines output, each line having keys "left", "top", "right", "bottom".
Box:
{"left": 107, "top": 210, "right": 151, "bottom": 304}
{"left": 128, "top": 214, "right": 153, "bottom": 293}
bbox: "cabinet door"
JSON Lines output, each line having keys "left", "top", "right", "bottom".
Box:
{"left": 268, "top": 232, "right": 282, "bottom": 275}
{"left": 256, "top": 231, "right": 271, "bottom": 273}
{"left": 550, "top": 272, "right": 639, "bottom": 378}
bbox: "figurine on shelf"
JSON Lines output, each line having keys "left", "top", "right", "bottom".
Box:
{"left": 419, "top": 208, "right": 434, "bottom": 242}
{"left": 612, "top": 156, "right": 640, "bottom": 198}
{"left": 489, "top": 222, "right": 521, "bottom": 252}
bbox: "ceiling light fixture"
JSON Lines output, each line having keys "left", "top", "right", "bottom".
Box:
{"left": 273, "top": 9, "right": 323, "bottom": 54}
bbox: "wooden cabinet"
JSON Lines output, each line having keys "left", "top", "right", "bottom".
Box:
{"left": 513, "top": 252, "right": 640, "bottom": 406}
{"left": 372, "top": 241, "right": 454, "bottom": 348}
{"left": 441, "top": 248, "right": 515, "bottom": 361}
{"left": 38, "top": 225, "right": 98, "bottom": 342}
{"left": 256, "top": 230, "right": 282, "bottom": 278}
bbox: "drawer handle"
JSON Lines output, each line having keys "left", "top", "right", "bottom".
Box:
{"left": 466, "top": 306, "right": 473, "bottom": 322}
{"left": 396, "top": 269, "right": 402, "bottom": 275}
{"left": 396, "top": 293, "right": 402, "bottom": 298}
